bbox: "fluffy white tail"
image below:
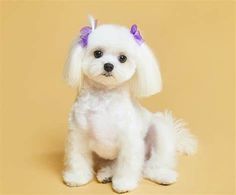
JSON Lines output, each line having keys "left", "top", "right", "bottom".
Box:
{"left": 156, "top": 111, "right": 198, "bottom": 155}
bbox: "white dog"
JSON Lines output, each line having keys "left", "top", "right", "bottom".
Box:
{"left": 62, "top": 16, "right": 197, "bottom": 193}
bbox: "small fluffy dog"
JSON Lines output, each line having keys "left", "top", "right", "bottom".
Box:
{"left": 63, "top": 16, "right": 197, "bottom": 193}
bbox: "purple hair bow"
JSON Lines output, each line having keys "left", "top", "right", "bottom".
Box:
{"left": 130, "top": 24, "right": 144, "bottom": 45}
{"left": 78, "top": 26, "right": 92, "bottom": 47}
{"left": 79, "top": 23, "right": 144, "bottom": 47}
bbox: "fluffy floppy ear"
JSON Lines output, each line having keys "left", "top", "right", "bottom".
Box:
{"left": 64, "top": 15, "right": 97, "bottom": 89}
{"left": 130, "top": 43, "right": 162, "bottom": 97}
{"left": 63, "top": 43, "right": 84, "bottom": 88}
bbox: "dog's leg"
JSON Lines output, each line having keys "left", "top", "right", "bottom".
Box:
{"left": 63, "top": 129, "right": 93, "bottom": 187}
{"left": 143, "top": 114, "right": 178, "bottom": 185}
{"left": 112, "top": 137, "right": 144, "bottom": 193}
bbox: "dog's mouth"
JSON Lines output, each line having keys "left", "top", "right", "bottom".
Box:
{"left": 102, "top": 72, "right": 113, "bottom": 77}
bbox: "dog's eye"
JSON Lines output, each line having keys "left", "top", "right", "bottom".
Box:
{"left": 118, "top": 55, "right": 127, "bottom": 63}
{"left": 94, "top": 50, "right": 103, "bottom": 58}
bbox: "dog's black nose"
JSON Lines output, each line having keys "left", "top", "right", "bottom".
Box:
{"left": 104, "top": 63, "right": 114, "bottom": 72}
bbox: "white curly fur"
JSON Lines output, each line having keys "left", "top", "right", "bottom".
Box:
{"left": 63, "top": 16, "right": 197, "bottom": 193}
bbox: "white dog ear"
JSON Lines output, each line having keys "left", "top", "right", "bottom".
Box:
{"left": 64, "top": 15, "right": 97, "bottom": 89}
{"left": 130, "top": 43, "right": 162, "bottom": 97}
{"left": 63, "top": 43, "right": 84, "bottom": 88}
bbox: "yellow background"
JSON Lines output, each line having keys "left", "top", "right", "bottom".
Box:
{"left": 1, "top": 1, "right": 235, "bottom": 195}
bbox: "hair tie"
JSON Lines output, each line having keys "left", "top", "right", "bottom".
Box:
{"left": 78, "top": 16, "right": 97, "bottom": 47}
{"left": 78, "top": 26, "right": 92, "bottom": 47}
{"left": 130, "top": 24, "right": 144, "bottom": 45}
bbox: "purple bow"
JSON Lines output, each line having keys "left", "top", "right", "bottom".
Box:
{"left": 130, "top": 24, "right": 144, "bottom": 45}
{"left": 78, "top": 26, "right": 92, "bottom": 47}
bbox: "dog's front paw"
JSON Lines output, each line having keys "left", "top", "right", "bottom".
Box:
{"left": 144, "top": 167, "right": 178, "bottom": 185}
{"left": 96, "top": 166, "right": 113, "bottom": 184}
{"left": 63, "top": 170, "right": 93, "bottom": 187}
{"left": 112, "top": 176, "right": 138, "bottom": 193}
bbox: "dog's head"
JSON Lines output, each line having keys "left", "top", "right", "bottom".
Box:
{"left": 64, "top": 16, "right": 162, "bottom": 97}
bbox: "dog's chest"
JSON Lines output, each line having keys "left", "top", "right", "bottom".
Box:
{"left": 75, "top": 90, "right": 132, "bottom": 159}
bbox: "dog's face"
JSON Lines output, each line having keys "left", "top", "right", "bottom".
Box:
{"left": 64, "top": 18, "right": 162, "bottom": 97}
{"left": 82, "top": 25, "right": 138, "bottom": 87}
